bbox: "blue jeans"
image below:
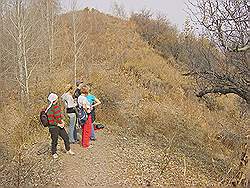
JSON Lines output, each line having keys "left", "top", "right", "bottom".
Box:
{"left": 90, "top": 123, "right": 96, "bottom": 139}
{"left": 68, "top": 113, "right": 77, "bottom": 143}
{"left": 90, "top": 109, "right": 96, "bottom": 139}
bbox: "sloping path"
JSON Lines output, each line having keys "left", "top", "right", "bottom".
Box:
{"left": 59, "top": 126, "right": 129, "bottom": 187}
{"left": 56, "top": 125, "right": 217, "bottom": 187}
{"left": 57, "top": 125, "right": 169, "bottom": 187}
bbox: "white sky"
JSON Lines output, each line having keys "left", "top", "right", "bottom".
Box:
{"left": 60, "top": 0, "right": 190, "bottom": 31}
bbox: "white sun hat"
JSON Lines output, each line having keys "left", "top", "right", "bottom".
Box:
{"left": 46, "top": 93, "right": 58, "bottom": 112}
{"left": 48, "top": 93, "right": 58, "bottom": 103}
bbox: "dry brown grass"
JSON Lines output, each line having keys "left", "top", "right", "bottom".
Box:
{"left": 54, "top": 9, "right": 248, "bottom": 186}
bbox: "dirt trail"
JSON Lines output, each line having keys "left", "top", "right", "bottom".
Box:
{"left": 58, "top": 125, "right": 143, "bottom": 187}
{"left": 56, "top": 125, "right": 168, "bottom": 187}
{"left": 58, "top": 128, "right": 119, "bottom": 187}
{"left": 55, "top": 124, "right": 217, "bottom": 187}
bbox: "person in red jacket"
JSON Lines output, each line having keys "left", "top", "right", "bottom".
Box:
{"left": 46, "top": 93, "right": 75, "bottom": 159}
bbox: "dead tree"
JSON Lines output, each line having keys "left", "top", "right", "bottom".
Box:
{"left": 11, "top": 0, "right": 26, "bottom": 104}
{"left": 187, "top": 0, "right": 249, "bottom": 104}
{"left": 2, "top": 0, "right": 48, "bottom": 105}
{"left": 70, "top": 0, "right": 88, "bottom": 84}
{"left": 111, "top": 1, "right": 127, "bottom": 18}
{"left": 44, "top": 0, "right": 60, "bottom": 73}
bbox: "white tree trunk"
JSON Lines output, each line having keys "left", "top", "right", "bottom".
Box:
{"left": 46, "top": 0, "right": 54, "bottom": 75}
{"left": 71, "top": 0, "right": 88, "bottom": 84}
{"left": 22, "top": 23, "right": 30, "bottom": 103}
{"left": 72, "top": 8, "right": 77, "bottom": 85}
{"left": 16, "top": 0, "right": 26, "bottom": 104}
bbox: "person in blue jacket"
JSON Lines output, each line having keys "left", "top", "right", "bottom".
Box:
{"left": 86, "top": 85, "right": 101, "bottom": 140}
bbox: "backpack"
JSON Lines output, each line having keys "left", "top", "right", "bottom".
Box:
{"left": 94, "top": 123, "right": 105, "bottom": 130}
{"left": 40, "top": 109, "right": 49, "bottom": 127}
{"left": 78, "top": 107, "right": 88, "bottom": 126}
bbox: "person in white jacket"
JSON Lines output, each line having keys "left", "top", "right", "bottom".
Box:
{"left": 61, "top": 84, "right": 78, "bottom": 144}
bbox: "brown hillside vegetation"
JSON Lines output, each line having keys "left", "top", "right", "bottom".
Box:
{"left": 0, "top": 8, "right": 248, "bottom": 187}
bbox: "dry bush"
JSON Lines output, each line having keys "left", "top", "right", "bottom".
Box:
{"left": 130, "top": 10, "right": 180, "bottom": 60}
{"left": 0, "top": 63, "right": 79, "bottom": 186}
{"left": 0, "top": 102, "right": 55, "bottom": 187}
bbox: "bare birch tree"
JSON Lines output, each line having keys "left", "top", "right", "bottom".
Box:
{"left": 2, "top": 0, "right": 47, "bottom": 105}
{"left": 0, "top": 0, "right": 8, "bottom": 106}
{"left": 45, "top": 0, "right": 59, "bottom": 75}
{"left": 0, "top": 0, "right": 6, "bottom": 74}
{"left": 70, "top": 0, "right": 88, "bottom": 84}
{"left": 12, "top": 0, "right": 26, "bottom": 104}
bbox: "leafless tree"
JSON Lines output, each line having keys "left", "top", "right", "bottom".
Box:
{"left": 1, "top": 0, "right": 61, "bottom": 105}
{"left": 0, "top": 0, "right": 7, "bottom": 75}
{"left": 5, "top": 0, "right": 28, "bottom": 104}
{"left": 70, "top": 0, "right": 88, "bottom": 84}
{"left": 187, "top": 0, "right": 249, "bottom": 104}
{"left": 45, "top": 0, "right": 55, "bottom": 75}
{"left": 111, "top": 1, "right": 127, "bottom": 18}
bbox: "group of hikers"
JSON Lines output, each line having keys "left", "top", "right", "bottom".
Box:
{"left": 45, "top": 81, "right": 101, "bottom": 159}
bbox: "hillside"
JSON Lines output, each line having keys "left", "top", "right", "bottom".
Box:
{"left": 0, "top": 8, "right": 248, "bottom": 187}
{"left": 56, "top": 9, "right": 248, "bottom": 186}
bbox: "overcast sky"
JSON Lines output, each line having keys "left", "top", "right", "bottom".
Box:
{"left": 61, "top": 0, "right": 189, "bottom": 31}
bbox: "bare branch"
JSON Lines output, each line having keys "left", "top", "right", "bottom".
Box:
{"left": 197, "top": 86, "right": 249, "bottom": 104}
{"left": 76, "top": 35, "right": 88, "bottom": 54}
{"left": 27, "top": 60, "right": 41, "bottom": 79}
{"left": 0, "top": 66, "right": 12, "bottom": 77}
{"left": 4, "top": 26, "right": 17, "bottom": 42}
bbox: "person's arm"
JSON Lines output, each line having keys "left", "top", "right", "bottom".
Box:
{"left": 92, "top": 98, "right": 101, "bottom": 107}
{"left": 73, "top": 89, "right": 80, "bottom": 99}
{"left": 77, "top": 89, "right": 81, "bottom": 98}
{"left": 61, "top": 94, "right": 68, "bottom": 113}
{"left": 82, "top": 103, "right": 88, "bottom": 111}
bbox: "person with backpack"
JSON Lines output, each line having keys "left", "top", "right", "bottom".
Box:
{"left": 85, "top": 85, "right": 101, "bottom": 141}
{"left": 61, "top": 84, "right": 78, "bottom": 144}
{"left": 78, "top": 85, "right": 92, "bottom": 148}
{"left": 46, "top": 93, "right": 75, "bottom": 158}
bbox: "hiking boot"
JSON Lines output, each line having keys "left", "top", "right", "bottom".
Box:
{"left": 52, "top": 153, "right": 58, "bottom": 159}
{"left": 66, "top": 149, "right": 75, "bottom": 155}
